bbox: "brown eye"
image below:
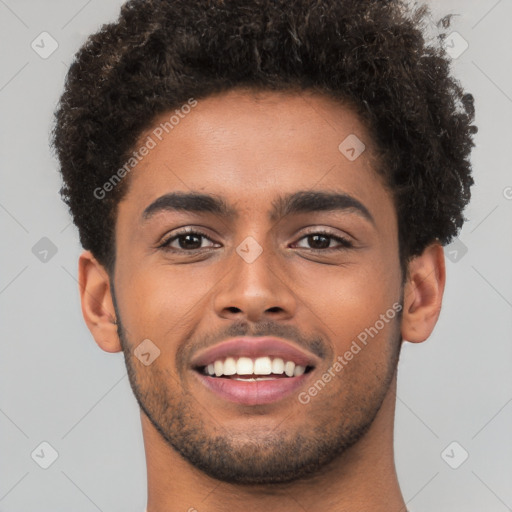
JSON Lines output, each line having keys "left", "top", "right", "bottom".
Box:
{"left": 159, "top": 230, "right": 219, "bottom": 252}
{"left": 174, "top": 233, "right": 204, "bottom": 250}
{"left": 294, "top": 232, "right": 353, "bottom": 251}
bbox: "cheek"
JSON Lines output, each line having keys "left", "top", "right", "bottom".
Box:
{"left": 297, "top": 258, "right": 398, "bottom": 320}
{"left": 116, "top": 264, "right": 220, "bottom": 337}
{"left": 294, "top": 259, "right": 401, "bottom": 361}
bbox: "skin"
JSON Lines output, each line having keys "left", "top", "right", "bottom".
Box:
{"left": 78, "top": 89, "right": 445, "bottom": 512}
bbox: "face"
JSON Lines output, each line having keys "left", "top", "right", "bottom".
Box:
{"left": 111, "top": 89, "right": 404, "bottom": 484}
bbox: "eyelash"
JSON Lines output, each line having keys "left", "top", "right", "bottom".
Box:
{"left": 158, "top": 228, "right": 354, "bottom": 253}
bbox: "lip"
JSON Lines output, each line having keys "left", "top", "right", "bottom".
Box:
{"left": 189, "top": 336, "right": 321, "bottom": 369}
{"left": 192, "top": 370, "right": 315, "bottom": 405}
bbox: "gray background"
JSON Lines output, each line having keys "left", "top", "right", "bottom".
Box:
{"left": 1, "top": 1, "right": 511, "bottom": 511}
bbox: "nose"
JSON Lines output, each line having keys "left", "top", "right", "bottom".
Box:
{"left": 213, "top": 239, "right": 297, "bottom": 323}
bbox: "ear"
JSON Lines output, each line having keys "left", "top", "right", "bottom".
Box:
{"left": 401, "top": 241, "right": 446, "bottom": 343}
{"left": 78, "top": 250, "right": 122, "bottom": 353}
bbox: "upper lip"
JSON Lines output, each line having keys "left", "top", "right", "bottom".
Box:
{"left": 190, "top": 337, "right": 321, "bottom": 369}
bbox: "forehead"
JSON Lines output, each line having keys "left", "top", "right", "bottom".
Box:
{"left": 119, "top": 88, "right": 391, "bottom": 222}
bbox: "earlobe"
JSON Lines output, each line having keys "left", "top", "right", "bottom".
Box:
{"left": 401, "top": 242, "right": 446, "bottom": 343}
{"left": 78, "top": 250, "right": 122, "bottom": 353}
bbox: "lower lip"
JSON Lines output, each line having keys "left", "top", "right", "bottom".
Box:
{"left": 193, "top": 370, "right": 313, "bottom": 405}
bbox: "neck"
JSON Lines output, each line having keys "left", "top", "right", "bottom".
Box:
{"left": 143, "top": 375, "right": 406, "bottom": 512}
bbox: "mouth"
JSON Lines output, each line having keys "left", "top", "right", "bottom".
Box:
{"left": 195, "top": 356, "right": 315, "bottom": 380}
{"left": 192, "top": 356, "right": 316, "bottom": 405}
{"left": 189, "top": 337, "right": 321, "bottom": 405}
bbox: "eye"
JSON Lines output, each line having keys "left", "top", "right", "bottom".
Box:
{"left": 158, "top": 229, "right": 219, "bottom": 252}
{"left": 293, "top": 231, "right": 353, "bottom": 251}
{"left": 157, "top": 228, "right": 353, "bottom": 254}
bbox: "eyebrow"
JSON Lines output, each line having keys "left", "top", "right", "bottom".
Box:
{"left": 141, "top": 190, "right": 375, "bottom": 226}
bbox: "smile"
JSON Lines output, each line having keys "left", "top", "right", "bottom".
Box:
{"left": 193, "top": 358, "right": 315, "bottom": 405}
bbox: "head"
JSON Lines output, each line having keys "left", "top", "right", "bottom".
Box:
{"left": 51, "top": 0, "right": 476, "bottom": 485}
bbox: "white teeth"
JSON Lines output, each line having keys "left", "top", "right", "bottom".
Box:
{"left": 284, "top": 361, "right": 296, "bottom": 377}
{"left": 223, "top": 357, "right": 237, "bottom": 375}
{"left": 271, "top": 357, "right": 285, "bottom": 374}
{"left": 236, "top": 357, "right": 254, "bottom": 375}
{"left": 214, "top": 360, "right": 224, "bottom": 377}
{"left": 202, "top": 356, "right": 311, "bottom": 378}
{"left": 232, "top": 376, "right": 277, "bottom": 382}
{"left": 293, "top": 365, "right": 306, "bottom": 376}
{"left": 253, "top": 357, "right": 272, "bottom": 375}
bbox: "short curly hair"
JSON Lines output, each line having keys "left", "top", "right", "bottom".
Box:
{"left": 51, "top": 0, "right": 477, "bottom": 276}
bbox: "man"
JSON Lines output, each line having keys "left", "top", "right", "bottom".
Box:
{"left": 51, "top": 0, "right": 477, "bottom": 510}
